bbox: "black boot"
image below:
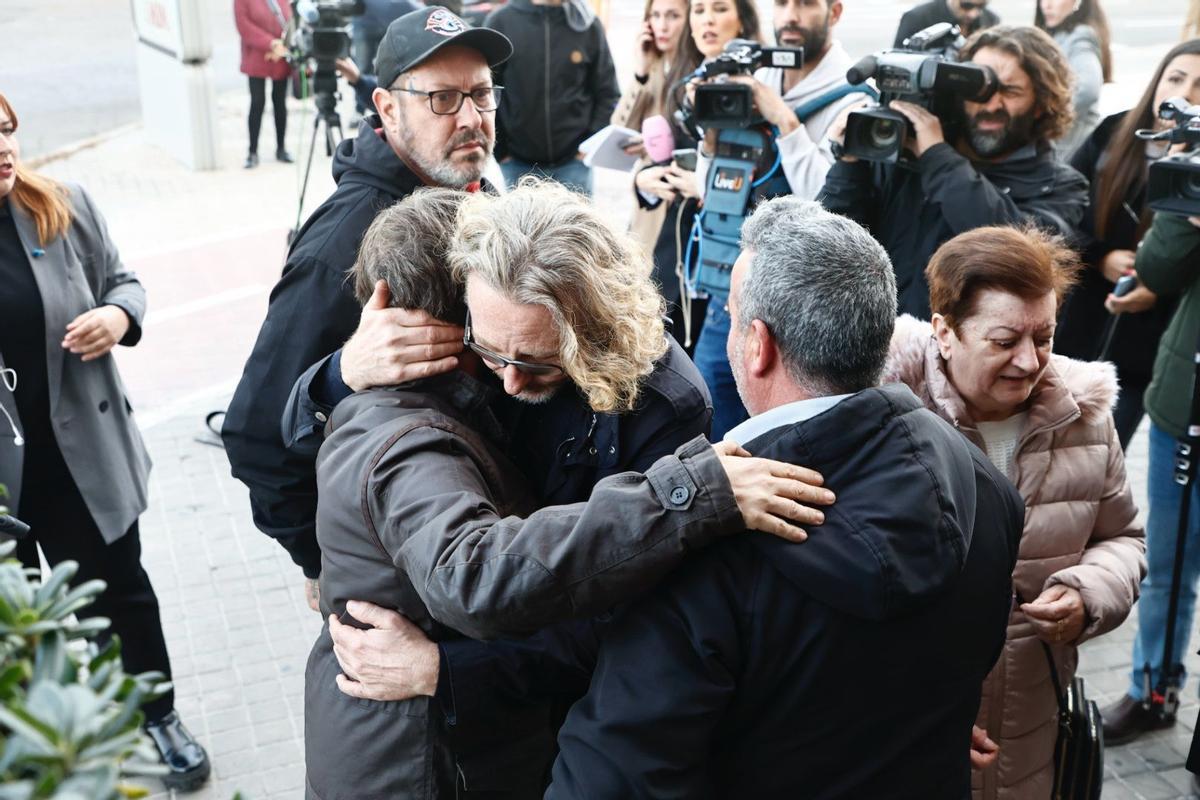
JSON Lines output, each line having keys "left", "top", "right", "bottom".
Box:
{"left": 144, "top": 710, "right": 211, "bottom": 792}
{"left": 276, "top": 147, "right": 294, "bottom": 163}
{"left": 1101, "top": 694, "right": 1175, "bottom": 745}
{"left": 244, "top": 151, "right": 259, "bottom": 169}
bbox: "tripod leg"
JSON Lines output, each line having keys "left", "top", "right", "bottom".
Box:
{"left": 293, "top": 115, "right": 323, "bottom": 241}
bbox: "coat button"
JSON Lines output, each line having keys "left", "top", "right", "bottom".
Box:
{"left": 315, "top": 411, "right": 328, "bottom": 423}
{"left": 669, "top": 485, "right": 690, "bottom": 506}
{"left": 98, "top": 400, "right": 109, "bottom": 413}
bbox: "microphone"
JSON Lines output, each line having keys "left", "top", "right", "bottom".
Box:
{"left": 846, "top": 55, "right": 878, "bottom": 86}
{"left": 641, "top": 115, "right": 675, "bottom": 164}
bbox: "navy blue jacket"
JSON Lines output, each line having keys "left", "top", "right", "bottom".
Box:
{"left": 547, "top": 384, "right": 1024, "bottom": 799}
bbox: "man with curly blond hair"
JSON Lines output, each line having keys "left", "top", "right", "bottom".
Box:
{"left": 821, "top": 24, "right": 1089, "bottom": 319}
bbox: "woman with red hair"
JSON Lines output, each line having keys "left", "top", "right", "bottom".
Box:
{"left": 0, "top": 93, "right": 209, "bottom": 791}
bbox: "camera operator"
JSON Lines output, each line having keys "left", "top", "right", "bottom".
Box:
{"left": 822, "top": 25, "right": 1089, "bottom": 320}
{"left": 686, "top": 0, "right": 868, "bottom": 438}
{"left": 223, "top": 7, "right": 512, "bottom": 598}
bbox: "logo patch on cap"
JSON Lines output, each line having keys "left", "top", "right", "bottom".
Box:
{"left": 426, "top": 9, "right": 466, "bottom": 37}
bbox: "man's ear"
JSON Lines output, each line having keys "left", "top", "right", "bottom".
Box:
{"left": 748, "top": 318, "right": 774, "bottom": 377}
{"left": 931, "top": 313, "right": 956, "bottom": 360}
{"left": 829, "top": 1, "right": 845, "bottom": 27}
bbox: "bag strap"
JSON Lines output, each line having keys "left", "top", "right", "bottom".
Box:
{"left": 792, "top": 84, "right": 878, "bottom": 124}
{"left": 1018, "top": 590, "right": 1070, "bottom": 716}
{"left": 264, "top": 0, "right": 287, "bottom": 32}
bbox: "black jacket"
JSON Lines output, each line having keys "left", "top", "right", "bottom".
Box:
{"left": 547, "top": 384, "right": 1024, "bottom": 799}
{"left": 485, "top": 0, "right": 620, "bottom": 165}
{"left": 222, "top": 121, "right": 435, "bottom": 577}
{"left": 821, "top": 141, "right": 1089, "bottom": 318}
{"left": 1053, "top": 112, "right": 1177, "bottom": 387}
{"left": 893, "top": 0, "right": 1000, "bottom": 47}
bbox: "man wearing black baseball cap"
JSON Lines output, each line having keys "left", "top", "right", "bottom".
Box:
{"left": 224, "top": 6, "right": 511, "bottom": 630}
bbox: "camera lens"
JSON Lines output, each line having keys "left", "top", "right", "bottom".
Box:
{"left": 716, "top": 93, "right": 743, "bottom": 116}
{"left": 1184, "top": 171, "right": 1200, "bottom": 200}
{"left": 869, "top": 118, "right": 900, "bottom": 149}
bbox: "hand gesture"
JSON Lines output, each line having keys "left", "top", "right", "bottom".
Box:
{"left": 969, "top": 725, "right": 999, "bottom": 769}
{"left": 636, "top": 165, "right": 678, "bottom": 202}
{"left": 1020, "top": 585, "right": 1086, "bottom": 645}
{"left": 334, "top": 57, "right": 361, "bottom": 85}
{"left": 661, "top": 164, "right": 701, "bottom": 200}
{"left": 330, "top": 601, "right": 439, "bottom": 701}
{"left": 1104, "top": 284, "right": 1157, "bottom": 315}
{"left": 267, "top": 38, "right": 289, "bottom": 62}
{"left": 713, "top": 440, "right": 836, "bottom": 542}
{"left": 890, "top": 101, "right": 945, "bottom": 158}
{"left": 826, "top": 100, "right": 874, "bottom": 162}
{"left": 341, "top": 281, "right": 463, "bottom": 392}
{"left": 635, "top": 20, "right": 657, "bottom": 77}
{"left": 1099, "top": 249, "right": 1136, "bottom": 284}
{"left": 63, "top": 305, "right": 131, "bottom": 362}
{"left": 726, "top": 76, "right": 799, "bottom": 136}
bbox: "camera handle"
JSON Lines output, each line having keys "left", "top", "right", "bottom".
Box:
{"left": 1144, "top": 322, "right": 1200, "bottom": 721}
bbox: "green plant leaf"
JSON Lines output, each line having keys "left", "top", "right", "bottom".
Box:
{"left": 0, "top": 704, "right": 59, "bottom": 755}
{"left": 33, "top": 562, "right": 78, "bottom": 610}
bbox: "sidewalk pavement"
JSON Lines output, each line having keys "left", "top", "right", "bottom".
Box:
{"left": 28, "top": 5, "right": 1199, "bottom": 797}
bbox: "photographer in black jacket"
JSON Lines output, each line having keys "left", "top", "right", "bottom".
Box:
{"left": 485, "top": 0, "right": 620, "bottom": 195}
{"left": 222, "top": 7, "right": 511, "bottom": 597}
{"left": 822, "top": 25, "right": 1088, "bottom": 319}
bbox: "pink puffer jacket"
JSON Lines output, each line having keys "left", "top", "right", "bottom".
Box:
{"left": 885, "top": 316, "right": 1146, "bottom": 800}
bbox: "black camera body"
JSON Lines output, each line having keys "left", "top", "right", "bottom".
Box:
{"left": 292, "top": 0, "right": 366, "bottom": 95}
{"left": 1141, "top": 98, "right": 1200, "bottom": 216}
{"left": 693, "top": 39, "right": 803, "bottom": 129}
{"left": 843, "top": 23, "right": 997, "bottom": 163}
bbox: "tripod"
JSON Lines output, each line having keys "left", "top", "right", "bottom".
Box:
{"left": 291, "top": 90, "right": 344, "bottom": 243}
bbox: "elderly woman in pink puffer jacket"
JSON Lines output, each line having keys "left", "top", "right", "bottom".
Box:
{"left": 885, "top": 226, "right": 1146, "bottom": 800}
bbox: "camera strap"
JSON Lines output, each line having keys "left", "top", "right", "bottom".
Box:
{"left": 264, "top": 0, "right": 287, "bottom": 32}
{"left": 792, "top": 84, "right": 878, "bottom": 124}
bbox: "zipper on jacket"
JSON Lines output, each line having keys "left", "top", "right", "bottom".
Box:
{"left": 544, "top": 13, "right": 554, "bottom": 161}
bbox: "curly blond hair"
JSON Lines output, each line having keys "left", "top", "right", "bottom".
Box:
{"left": 449, "top": 180, "right": 667, "bottom": 413}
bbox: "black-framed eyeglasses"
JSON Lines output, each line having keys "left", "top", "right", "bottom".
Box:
{"left": 463, "top": 311, "right": 564, "bottom": 376}
{"left": 390, "top": 86, "right": 504, "bottom": 115}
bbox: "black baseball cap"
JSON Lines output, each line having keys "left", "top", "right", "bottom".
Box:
{"left": 374, "top": 6, "right": 513, "bottom": 90}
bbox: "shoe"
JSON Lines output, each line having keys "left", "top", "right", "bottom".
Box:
{"left": 144, "top": 710, "right": 211, "bottom": 792}
{"left": 276, "top": 148, "right": 294, "bottom": 163}
{"left": 243, "top": 152, "right": 259, "bottom": 169}
{"left": 1101, "top": 694, "right": 1175, "bottom": 745}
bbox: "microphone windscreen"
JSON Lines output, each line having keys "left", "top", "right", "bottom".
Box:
{"left": 641, "top": 115, "right": 675, "bottom": 163}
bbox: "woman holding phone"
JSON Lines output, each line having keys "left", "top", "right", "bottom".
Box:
{"left": 634, "top": 0, "right": 763, "bottom": 351}
{"left": 613, "top": 0, "right": 689, "bottom": 252}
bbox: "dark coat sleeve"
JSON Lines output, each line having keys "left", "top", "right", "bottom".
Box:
{"left": 546, "top": 548, "right": 749, "bottom": 800}
{"left": 378, "top": 430, "right": 741, "bottom": 640}
{"left": 917, "top": 143, "right": 1088, "bottom": 237}
{"left": 819, "top": 158, "right": 882, "bottom": 231}
{"left": 1136, "top": 212, "right": 1200, "bottom": 296}
{"left": 586, "top": 22, "right": 621, "bottom": 141}
{"left": 222, "top": 254, "right": 360, "bottom": 578}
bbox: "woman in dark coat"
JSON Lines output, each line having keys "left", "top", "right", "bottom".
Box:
{"left": 0, "top": 93, "right": 210, "bottom": 791}
{"left": 234, "top": 0, "right": 293, "bottom": 168}
{"left": 1054, "top": 39, "right": 1200, "bottom": 447}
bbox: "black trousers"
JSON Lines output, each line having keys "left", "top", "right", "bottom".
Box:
{"left": 248, "top": 76, "right": 288, "bottom": 155}
{"left": 15, "top": 441, "right": 174, "bottom": 722}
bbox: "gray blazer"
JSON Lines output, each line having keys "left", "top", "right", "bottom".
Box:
{"left": 0, "top": 185, "right": 151, "bottom": 543}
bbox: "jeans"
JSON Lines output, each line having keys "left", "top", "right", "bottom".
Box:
{"left": 692, "top": 301, "right": 747, "bottom": 441}
{"left": 500, "top": 157, "right": 593, "bottom": 196}
{"left": 1129, "top": 422, "right": 1200, "bottom": 700}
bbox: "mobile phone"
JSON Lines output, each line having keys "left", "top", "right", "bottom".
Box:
{"left": 1113, "top": 274, "right": 1138, "bottom": 297}
{"left": 672, "top": 148, "right": 698, "bottom": 171}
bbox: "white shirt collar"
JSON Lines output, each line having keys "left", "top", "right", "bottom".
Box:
{"left": 724, "top": 394, "right": 852, "bottom": 448}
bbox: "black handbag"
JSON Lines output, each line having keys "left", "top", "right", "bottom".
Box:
{"left": 1041, "top": 641, "right": 1104, "bottom": 800}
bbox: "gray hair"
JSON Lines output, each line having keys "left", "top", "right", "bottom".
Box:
{"left": 351, "top": 187, "right": 468, "bottom": 322}
{"left": 737, "top": 197, "right": 897, "bottom": 395}
{"left": 449, "top": 178, "right": 666, "bottom": 413}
